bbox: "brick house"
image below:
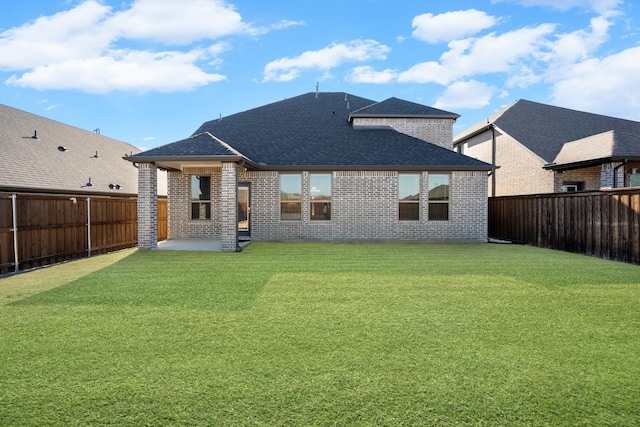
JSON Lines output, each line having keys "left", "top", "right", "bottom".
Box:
{"left": 129, "top": 92, "right": 491, "bottom": 251}
{"left": 454, "top": 99, "right": 640, "bottom": 196}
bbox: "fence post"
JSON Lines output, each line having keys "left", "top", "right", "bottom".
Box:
{"left": 11, "top": 194, "right": 19, "bottom": 273}
{"left": 86, "top": 197, "right": 91, "bottom": 257}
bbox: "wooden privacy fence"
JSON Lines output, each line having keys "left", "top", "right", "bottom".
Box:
{"left": 0, "top": 192, "right": 168, "bottom": 275}
{"left": 489, "top": 188, "right": 640, "bottom": 265}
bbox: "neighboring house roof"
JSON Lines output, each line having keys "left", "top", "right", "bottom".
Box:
{"left": 546, "top": 130, "right": 640, "bottom": 171}
{"left": 132, "top": 92, "right": 490, "bottom": 171}
{"left": 454, "top": 99, "right": 640, "bottom": 163}
{"left": 0, "top": 103, "right": 167, "bottom": 195}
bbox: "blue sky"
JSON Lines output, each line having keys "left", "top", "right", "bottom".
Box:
{"left": 1, "top": 0, "right": 638, "bottom": 150}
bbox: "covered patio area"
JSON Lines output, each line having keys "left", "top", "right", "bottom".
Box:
{"left": 156, "top": 239, "right": 251, "bottom": 252}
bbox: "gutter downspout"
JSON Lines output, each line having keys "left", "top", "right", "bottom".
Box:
{"left": 613, "top": 159, "right": 628, "bottom": 188}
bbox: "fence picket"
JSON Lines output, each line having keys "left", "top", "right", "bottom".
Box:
{"left": 0, "top": 192, "right": 167, "bottom": 274}
{"left": 489, "top": 188, "right": 640, "bottom": 265}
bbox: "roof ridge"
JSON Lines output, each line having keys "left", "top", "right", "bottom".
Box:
{"left": 201, "top": 131, "right": 255, "bottom": 164}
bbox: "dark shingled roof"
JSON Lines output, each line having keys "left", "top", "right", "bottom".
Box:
{"left": 493, "top": 99, "right": 640, "bottom": 162}
{"left": 133, "top": 132, "right": 238, "bottom": 158}
{"left": 132, "top": 92, "right": 490, "bottom": 170}
{"left": 350, "top": 97, "right": 460, "bottom": 119}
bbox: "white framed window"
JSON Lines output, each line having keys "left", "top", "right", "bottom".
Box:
{"left": 428, "top": 174, "right": 450, "bottom": 221}
{"left": 190, "top": 176, "right": 211, "bottom": 220}
{"left": 310, "top": 174, "right": 332, "bottom": 221}
{"left": 280, "top": 174, "right": 302, "bottom": 220}
{"left": 399, "top": 174, "right": 420, "bottom": 221}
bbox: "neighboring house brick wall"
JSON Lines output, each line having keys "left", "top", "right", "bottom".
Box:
{"left": 464, "top": 130, "right": 553, "bottom": 196}
{"left": 352, "top": 117, "right": 454, "bottom": 149}
{"left": 601, "top": 162, "right": 626, "bottom": 188}
{"left": 167, "top": 168, "right": 488, "bottom": 243}
{"left": 553, "top": 166, "right": 601, "bottom": 192}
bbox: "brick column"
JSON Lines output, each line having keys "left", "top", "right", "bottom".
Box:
{"left": 221, "top": 162, "right": 238, "bottom": 252}
{"left": 138, "top": 162, "right": 158, "bottom": 249}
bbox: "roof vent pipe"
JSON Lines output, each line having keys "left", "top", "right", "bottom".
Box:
{"left": 32, "top": 130, "right": 38, "bottom": 139}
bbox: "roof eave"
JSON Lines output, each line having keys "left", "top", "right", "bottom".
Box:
{"left": 349, "top": 113, "right": 460, "bottom": 121}
{"left": 257, "top": 164, "right": 492, "bottom": 172}
{"left": 453, "top": 124, "right": 492, "bottom": 146}
{"left": 545, "top": 155, "right": 640, "bottom": 171}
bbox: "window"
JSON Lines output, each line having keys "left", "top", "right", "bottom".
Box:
{"left": 191, "top": 176, "right": 211, "bottom": 220}
{"left": 399, "top": 174, "right": 420, "bottom": 221}
{"left": 428, "top": 174, "right": 449, "bottom": 221}
{"left": 310, "top": 174, "right": 331, "bottom": 220}
{"left": 561, "top": 182, "right": 583, "bottom": 192}
{"left": 280, "top": 174, "right": 302, "bottom": 220}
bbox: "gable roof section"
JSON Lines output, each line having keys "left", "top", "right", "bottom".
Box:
{"left": 349, "top": 97, "right": 460, "bottom": 119}
{"left": 133, "top": 92, "right": 489, "bottom": 171}
{"left": 546, "top": 130, "right": 640, "bottom": 171}
{"left": 0, "top": 103, "right": 165, "bottom": 195}
{"left": 460, "top": 99, "right": 640, "bottom": 163}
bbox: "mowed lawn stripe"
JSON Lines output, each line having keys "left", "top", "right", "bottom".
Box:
{"left": 1, "top": 243, "right": 639, "bottom": 426}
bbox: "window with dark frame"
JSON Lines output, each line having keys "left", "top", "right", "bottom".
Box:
{"left": 310, "top": 174, "right": 332, "bottom": 220}
{"left": 190, "top": 175, "right": 211, "bottom": 220}
{"left": 428, "top": 174, "right": 450, "bottom": 221}
{"left": 399, "top": 174, "right": 420, "bottom": 221}
{"left": 280, "top": 174, "right": 302, "bottom": 220}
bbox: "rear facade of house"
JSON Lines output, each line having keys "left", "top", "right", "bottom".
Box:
{"left": 131, "top": 93, "right": 491, "bottom": 251}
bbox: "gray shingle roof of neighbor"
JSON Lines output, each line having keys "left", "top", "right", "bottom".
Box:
{"left": 455, "top": 99, "right": 640, "bottom": 163}
{"left": 0, "top": 103, "right": 167, "bottom": 195}
{"left": 133, "top": 92, "right": 490, "bottom": 170}
{"left": 548, "top": 130, "right": 640, "bottom": 170}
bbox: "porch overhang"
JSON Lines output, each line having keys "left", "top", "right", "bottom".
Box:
{"left": 125, "top": 155, "right": 259, "bottom": 172}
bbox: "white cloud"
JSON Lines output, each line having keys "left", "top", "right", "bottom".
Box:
{"left": 412, "top": 9, "right": 499, "bottom": 44}
{"left": 346, "top": 66, "right": 398, "bottom": 84}
{"left": 0, "top": 1, "right": 112, "bottom": 70}
{"left": 0, "top": 0, "right": 283, "bottom": 93}
{"left": 400, "top": 24, "right": 556, "bottom": 86}
{"left": 397, "top": 61, "right": 455, "bottom": 85}
{"left": 108, "top": 0, "right": 251, "bottom": 45}
{"left": 550, "top": 46, "right": 640, "bottom": 120}
{"left": 434, "top": 80, "right": 496, "bottom": 109}
{"left": 262, "top": 40, "right": 390, "bottom": 82}
{"left": 270, "top": 20, "right": 305, "bottom": 30}
{"left": 7, "top": 49, "right": 226, "bottom": 93}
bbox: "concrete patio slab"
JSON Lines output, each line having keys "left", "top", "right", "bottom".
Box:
{"left": 155, "top": 239, "right": 251, "bottom": 251}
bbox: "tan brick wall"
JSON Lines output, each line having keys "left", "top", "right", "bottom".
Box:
{"left": 352, "top": 117, "right": 455, "bottom": 149}
{"left": 167, "top": 168, "right": 488, "bottom": 243}
{"left": 553, "top": 166, "right": 601, "bottom": 192}
{"left": 463, "top": 129, "right": 554, "bottom": 196}
{"left": 168, "top": 167, "right": 221, "bottom": 239}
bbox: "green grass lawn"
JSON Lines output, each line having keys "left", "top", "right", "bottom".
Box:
{"left": 1, "top": 242, "right": 639, "bottom": 426}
